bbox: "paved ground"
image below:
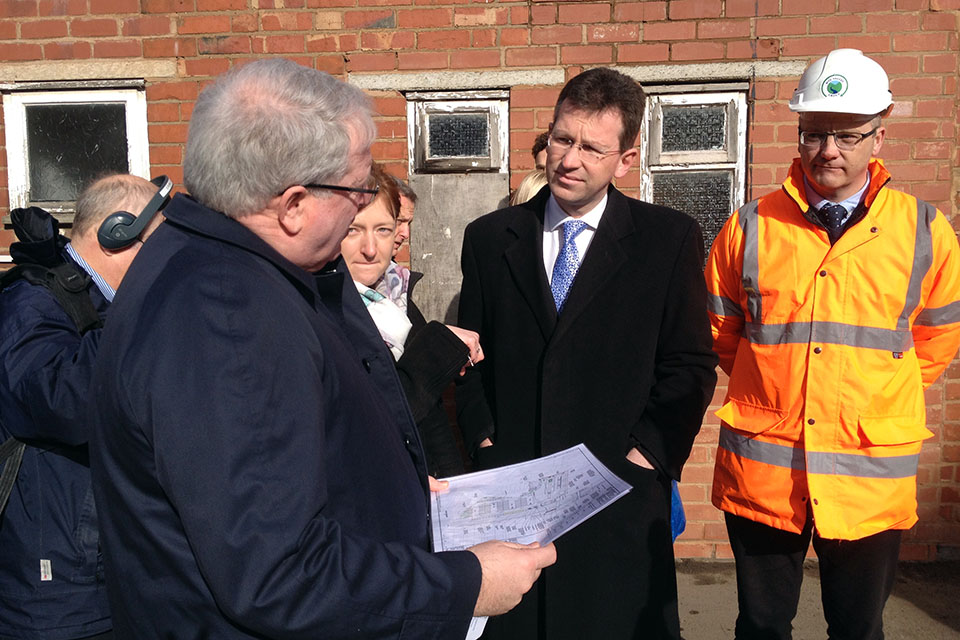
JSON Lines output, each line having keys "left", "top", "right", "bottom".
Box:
{"left": 677, "top": 560, "right": 960, "bottom": 640}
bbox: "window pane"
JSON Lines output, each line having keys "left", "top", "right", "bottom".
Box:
{"left": 428, "top": 113, "right": 489, "bottom": 158}
{"left": 26, "top": 103, "right": 129, "bottom": 203}
{"left": 661, "top": 105, "right": 726, "bottom": 153}
{"left": 652, "top": 170, "right": 731, "bottom": 260}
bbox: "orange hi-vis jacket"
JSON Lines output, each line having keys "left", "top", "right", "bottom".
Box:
{"left": 706, "top": 158, "right": 960, "bottom": 540}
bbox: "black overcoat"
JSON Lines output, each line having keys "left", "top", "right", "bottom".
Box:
{"left": 456, "top": 185, "right": 718, "bottom": 639}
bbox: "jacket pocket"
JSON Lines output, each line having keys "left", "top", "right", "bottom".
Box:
{"left": 857, "top": 415, "right": 933, "bottom": 446}
{"left": 71, "top": 486, "right": 101, "bottom": 583}
{"left": 716, "top": 399, "right": 788, "bottom": 435}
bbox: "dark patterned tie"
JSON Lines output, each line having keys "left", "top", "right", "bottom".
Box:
{"left": 818, "top": 203, "right": 848, "bottom": 234}
{"left": 551, "top": 220, "right": 588, "bottom": 312}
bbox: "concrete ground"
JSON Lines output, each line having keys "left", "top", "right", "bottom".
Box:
{"left": 677, "top": 560, "right": 960, "bottom": 640}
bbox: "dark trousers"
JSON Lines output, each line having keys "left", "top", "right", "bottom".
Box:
{"left": 725, "top": 512, "right": 902, "bottom": 640}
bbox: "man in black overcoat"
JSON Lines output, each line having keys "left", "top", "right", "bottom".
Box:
{"left": 456, "top": 67, "right": 718, "bottom": 639}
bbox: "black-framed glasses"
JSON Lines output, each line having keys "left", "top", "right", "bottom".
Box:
{"left": 279, "top": 182, "right": 380, "bottom": 207}
{"left": 546, "top": 134, "right": 623, "bottom": 164}
{"left": 798, "top": 127, "right": 878, "bottom": 151}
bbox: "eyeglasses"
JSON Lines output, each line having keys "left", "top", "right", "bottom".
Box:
{"left": 798, "top": 127, "right": 878, "bottom": 151}
{"left": 547, "top": 134, "right": 623, "bottom": 164}
{"left": 279, "top": 182, "right": 380, "bottom": 208}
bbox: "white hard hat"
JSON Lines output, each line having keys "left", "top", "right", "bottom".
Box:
{"left": 789, "top": 49, "right": 892, "bottom": 115}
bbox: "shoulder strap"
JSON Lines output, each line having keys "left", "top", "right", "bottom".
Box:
{"left": 0, "top": 437, "right": 26, "bottom": 517}
{"left": 1, "top": 262, "right": 103, "bottom": 335}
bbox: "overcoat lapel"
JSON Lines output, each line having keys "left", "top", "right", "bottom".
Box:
{"left": 552, "top": 188, "right": 633, "bottom": 344}
{"left": 503, "top": 201, "right": 558, "bottom": 340}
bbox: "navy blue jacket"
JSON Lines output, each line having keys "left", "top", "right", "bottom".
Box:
{"left": 88, "top": 194, "right": 481, "bottom": 638}
{"left": 0, "top": 255, "right": 112, "bottom": 639}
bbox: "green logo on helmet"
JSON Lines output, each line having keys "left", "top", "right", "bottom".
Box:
{"left": 821, "top": 74, "right": 848, "bottom": 97}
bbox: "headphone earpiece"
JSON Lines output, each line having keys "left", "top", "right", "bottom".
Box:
{"left": 97, "top": 175, "right": 173, "bottom": 250}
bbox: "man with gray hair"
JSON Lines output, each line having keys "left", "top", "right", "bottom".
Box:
{"left": 0, "top": 173, "right": 163, "bottom": 639}
{"left": 88, "top": 58, "right": 554, "bottom": 638}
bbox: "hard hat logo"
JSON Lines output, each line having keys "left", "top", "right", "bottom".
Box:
{"left": 821, "top": 75, "right": 848, "bottom": 97}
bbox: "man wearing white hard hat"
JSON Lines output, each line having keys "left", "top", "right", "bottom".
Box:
{"left": 705, "top": 49, "right": 960, "bottom": 639}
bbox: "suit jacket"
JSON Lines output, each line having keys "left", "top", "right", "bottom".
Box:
{"left": 456, "top": 185, "right": 717, "bottom": 639}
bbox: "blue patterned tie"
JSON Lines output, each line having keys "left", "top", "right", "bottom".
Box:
{"left": 551, "top": 220, "right": 588, "bottom": 312}
{"left": 818, "top": 203, "right": 847, "bottom": 234}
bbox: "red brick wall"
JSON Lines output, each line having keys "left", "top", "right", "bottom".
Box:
{"left": 2, "top": 0, "right": 958, "bottom": 560}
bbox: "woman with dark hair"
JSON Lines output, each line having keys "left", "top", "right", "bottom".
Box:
{"left": 341, "top": 163, "right": 480, "bottom": 477}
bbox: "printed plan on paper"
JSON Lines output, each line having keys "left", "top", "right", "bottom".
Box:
{"left": 431, "top": 444, "right": 631, "bottom": 640}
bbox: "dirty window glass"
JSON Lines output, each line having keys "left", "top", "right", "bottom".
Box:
{"left": 652, "top": 170, "right": 732, "bottom": 261}
{"left": 661, "top": 105, "right": 726, "bottom": 153}
{"left": 429, "top": 113, "right": 489, "bottom": 158}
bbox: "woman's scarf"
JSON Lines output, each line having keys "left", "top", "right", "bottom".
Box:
{"left": 356, "top": 277, "right": 412, "bottom": 360}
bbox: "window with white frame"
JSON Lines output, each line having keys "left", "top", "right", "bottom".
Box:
{"left": 3, "top": 83, "right": 150, "bottom": 224}
{"left": 639, "top": 85, "right": 747, "bottom": 260}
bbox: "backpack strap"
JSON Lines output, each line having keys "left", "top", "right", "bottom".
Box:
{"left": 0, "top": 437, "right": 26, "bottom": 517}
{"left": 1, "top": 262, "right": 103, "bottom": 335}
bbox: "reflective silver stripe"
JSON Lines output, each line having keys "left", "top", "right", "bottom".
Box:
{"left": 720, "top": 428, "right": 919, "bottom": 479}
{"left": 719, "top": 428, "right": 804, "bottom": 470}
{"left": 806, "top": 450, "right": 918, "bottom": 479}
{"left": 898, "top": 200, "right": 935, "bottom": 330}
{"left": 738, "top": 200, "right": 762, "bottom": 322}
{"left": 707, "top": 292, "right": 743, "bottom": 318}
{"left": 743, "top": 321, "right": 913, "bottom": 351}
{"left": 915, "top": 300, "right": 960, "bottom": 327}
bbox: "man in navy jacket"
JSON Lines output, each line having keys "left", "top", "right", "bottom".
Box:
{"left": 88, "top": 59, "right": 554, "bottom": 639}
{"left": 0, "top": 174, "right": 162, "bottom": 639}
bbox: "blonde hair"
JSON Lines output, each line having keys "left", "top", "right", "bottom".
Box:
{"left": 510, "top": 170, "right": 548, "bottom": 206}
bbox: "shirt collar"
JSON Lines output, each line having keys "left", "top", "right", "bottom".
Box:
{"left": 544, "top": 191, "right": 608, "bottom": 232}
{"left": 803, "top": 172, "right": 870, "bottom": 216}
{"left": 64, "top": 242, "right": 115, "bottom": 302}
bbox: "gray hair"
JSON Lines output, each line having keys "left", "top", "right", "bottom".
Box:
{"left": 74, "top": 173, "right": 158, "bottom": 236}
{"left": 184, "top": 58, "right": 376, "bottom": 218}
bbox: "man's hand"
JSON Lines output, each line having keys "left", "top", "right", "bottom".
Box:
{"left": 428, "top": 476, "right": 448, "bottom": 492}
{"left": 478, "top": 438, "right": 493, "bottom": 449}
{"left": 468, "top": 540, "right": 557, "bottom": 617}
{"left": 626, "top": 447, "right": 655, "bottom": 470}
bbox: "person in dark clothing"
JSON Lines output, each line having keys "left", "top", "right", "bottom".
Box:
{"left": 0, "top": 173, "right": 163, "bottom": 640}
{"left": 87, "top": 58, "right": 554, "bottom": 638}
{"left": 341, "top": 164, "right": 480, "bottom": 477}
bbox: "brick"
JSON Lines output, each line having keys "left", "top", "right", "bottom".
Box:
{"left": 232, "top": 13, "right": 257, "bottom": 32}
{"left": 505, "top": 46, "right": 557, "bottom": 67}
{"left": 90, "top": 0, "right": 140, "bottom": 13}
{"left": 511, "top": 87, "right": 562, "bottom": 109}
{"left": 726, "top": 38, "right": 780, "bottom": 60}
{"left": 508, "top": 6, "right": 528, "bottom": 25}
{"left": 916, "top": 99, "right": 955, "bottom": 118}
{"left": 262, "top": 34, "right": 305, "bottom": 53}
{"left": 179, "top": 15, "right": 232, "bottom": 34}
{"left": 811, "top": 14, "right": 865, "bottom": 34}
{"left": 891, "top": 77, "right": 944, "bottom": 96}
{"left": 184, "top": 58, "right": 232, "bottom": 77}
{"left": 672, "top": 41, "right": 724, "bottom": 60}
{"left": 144, "top": 37, "right": 197, "bottom": 58}
{"left": 561, "top": 45, "right": 613, "bottom": 64}
{"left": 0, "top": 20, "right": 15, "bottom": 38}
{"left": 0, "top": 0, "right": 38, "bottom": 17}
{"left": 643, "top": 21, "right": 696, "bottom": 41}
{"left": 93, "top": 39, "right": 142, "bottom": 57}
{"left": 669, "top": 0, "right": 722, "bottom": 19}
{"left": 149, "top": 146, "right": 182, "bottom": 166}
{"left": 417, "top": 29, "right": 469, "bottom": 49}
{"left": 361, "top": 31, "right": 415, "bottom": 50}
{"left": 339, "top": 33, "right": 358, "bottom": 50}
{"left": 358, "top": 0, "right": 410, "bottom": 5}
{"left": 757, "top": 17, "right": 808, "bottom": 37}
{"left": 923, "top": 11, "right": 956, "bottom": 30}
{"left": 196, "top": 0, "right": 245, "bottom": 9}
{"left": 70, "top": 18, "right": 118, "bottom": 37}
{"left": 148, "top": 103, "right": 180, "bottom": 123}
{"left": 471, "top": 28, "right": 497, "bottom": 48}
{"left": 894, "top": 32, "right": 949, "bottom": 51}
{"left": 398, "top": 51, "right": 448, "bottom": 70}
{"left": 346, "top": 51, "right": 396, "bottom": 72}
{"left": 344, "top": 10, "right": 394, "bottom": 29}
{"left": 143, "top": 0, "right": 195, "bottom": 12}
{"left": 725, "top": 0, "right": 779, "bottom": 16}
{"left": 451, "top": 49, "right": 501, "bottom": 69}
{"left": 559, "top": 3, "right": 611, "bottom": 24}
{"left": 123, "top": 16, "right": 172, "bottom": 36}
{"left": 866, "top": 13, "right": 919, "bottom": 32}
{"left": 314, "top": 54, "right": 346, "bottom": 76}
{"left": 782, "top": 36, "right": 838, "bottom": 56}
{"left": 613, "top": 1, "right": 665, "bottom": 21}
{"left": 147, "top": 81, "right": 200, "bottom": 102}
{"left": 397, "top": 8, "right": 452, "bottom": 29}
{"left": 697, "top": 19, "right": 751, "bottom": 39}
{"left": 309, "top": 0, "right": 353, "bottom": 5}
{"left": 617, "top": 42, "right": 670, "bottom": 63}
{"left": 261, "top": 12, "right": 314, "bottom": 31}
{"left": 314, "top": 11, "right": 342, "bottom": 30}
{"left": 501, "top": 27, "right": 529, "bottom": 46}
{"left": 836, "top": 35, "right": 893, "bottom": 53}
{"left": 532, "top": 25, "right": 582, "bottom": 45}
{"left": 43, "top": 41, "right": 92, "bottom": 59}
{"left": 838, "top": 0, "right": 895, "bottom": 9}
{"left": 39, "top": 0, "right": 86, "bottom": 16}
{"left": 454, "top": 7, "right": 508, "bottom": 27}
{"left": 923, "top": 53, "right": 957, "bottom": 73}
{"left": 530, "top": 5, "right": 555, "bottom": 25}
{"left": 198, "top": 35, "right": 250, "bottom": 54}
{"left": 588, "top": 24, "right": 639, "bottom": 43}
{"left": 22, "top": 20, "right": 68, "bottom": 38}
{"left": 306, "top": 34, "right": 338, "bottom": 52}
{"left": 783, "top": 0, "right": 837, "bottom": 13}
{"left": 148, "top": 123, "right": 190, "bottom": 144}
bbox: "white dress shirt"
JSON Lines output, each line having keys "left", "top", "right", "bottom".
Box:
{"left": 542, "top": 192, "right": 608, "bottom": 283}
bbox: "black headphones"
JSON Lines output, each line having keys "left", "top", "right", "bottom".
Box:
{"left": 97, "top": 175, "right": 173, "bottom": 250}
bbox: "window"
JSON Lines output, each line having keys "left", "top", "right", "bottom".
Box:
{"left": 3, "top": 85, "right": 150, "bottom": 223}
{"left": 406, "top": 90, "right": 509, "bottom": 174}
{"left": 639, "top": 86, "right": 747, "bottom": 260}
